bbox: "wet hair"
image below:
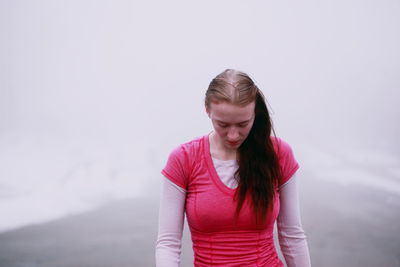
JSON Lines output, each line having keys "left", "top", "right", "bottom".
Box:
{"left": 205, "top": 69, "right": 282, "bottom": 225}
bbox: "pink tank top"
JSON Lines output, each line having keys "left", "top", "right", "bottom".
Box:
{"left": 162, "top": 134, "right": 299, "bottom": 266}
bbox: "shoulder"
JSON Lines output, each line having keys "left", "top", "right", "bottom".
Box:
{"left": 270, "top": 136, "right": 295, "bottom": 157}
{"left": 165, "top": 135, "right": 206, "bottom": 171}
{"left": 270, "top": 136, "right": 300, "bottom": 185}
{"left": 169, "top": 135, "right": 204, "bottom": 159}
{"left": 162, "top": 135, "right": 205, "bottom": 189}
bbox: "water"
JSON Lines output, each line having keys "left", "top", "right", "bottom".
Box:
{"left": 297, "top": 144, "right": 400, "bottom": 195}
{"left": 0, "top": 132, "right": 151, "bottom": 232}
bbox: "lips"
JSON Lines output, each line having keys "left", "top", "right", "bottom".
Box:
{"left": 227, "top": 140, "right": 240, "bottom": 146}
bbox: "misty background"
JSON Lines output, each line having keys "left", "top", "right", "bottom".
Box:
{"left": 0, "top": 0, "right": 399, "bottom": 265}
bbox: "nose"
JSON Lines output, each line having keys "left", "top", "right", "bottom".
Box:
{"left": 227, "top": 127, "right": 239, "bottom": 141}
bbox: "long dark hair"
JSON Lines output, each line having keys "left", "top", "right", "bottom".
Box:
{"left": 205, "top": 69, "right": 282, "bottom": 225}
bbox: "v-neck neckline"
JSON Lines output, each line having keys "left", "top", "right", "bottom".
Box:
{"left": 204, "top": 133, "right": 236, "bottom": 196}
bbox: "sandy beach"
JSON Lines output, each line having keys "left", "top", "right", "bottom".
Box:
{"left": 0, "top": 178, "right": 399, "bottom": 267}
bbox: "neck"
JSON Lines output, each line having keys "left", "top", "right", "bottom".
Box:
{"left": 209, "top": 132, "right": 237, "bottom": 160}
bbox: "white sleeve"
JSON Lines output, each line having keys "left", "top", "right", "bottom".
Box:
{"left": 155, "top": 176, "right": 187, "bottom": 267}
{"left": 277, "top": 173, "right": 311, "bottom": 267}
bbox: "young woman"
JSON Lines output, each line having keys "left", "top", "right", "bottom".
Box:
{"left": 156, "top": 69, "right": 311, "bottom": 266}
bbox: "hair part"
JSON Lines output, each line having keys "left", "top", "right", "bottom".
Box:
{"left": 205, "top": 69, "right": 258, "bottom": 107}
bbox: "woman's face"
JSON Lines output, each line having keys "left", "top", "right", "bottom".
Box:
{"left": 206, "top": 101, "right": 256, "bottom": 150}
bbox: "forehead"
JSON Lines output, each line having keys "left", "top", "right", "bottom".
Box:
{"left": 208, "top": 101, "right": 255, "bottom": 123}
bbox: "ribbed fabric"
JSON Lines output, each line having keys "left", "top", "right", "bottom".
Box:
{"left": 191, "top": 229, "right": 283, "bottom": 267}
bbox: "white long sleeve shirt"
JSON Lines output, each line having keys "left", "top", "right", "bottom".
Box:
{"left": 156, "top": 157, "right": 311, "bottom": 267}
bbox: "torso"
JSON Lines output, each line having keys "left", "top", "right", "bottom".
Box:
{"left": 184, "top": 134, "right": 283, "bottom": 266}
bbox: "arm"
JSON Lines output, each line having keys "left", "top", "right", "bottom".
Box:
{"left": 155, "top": 176, "right": 186, "bottom": 267}
{"left": 277, "top": 173, "right": 311, "bottom": 267}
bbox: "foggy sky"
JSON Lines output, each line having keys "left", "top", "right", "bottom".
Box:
{"left": 1, "top": 0, "right": 399, "bottom": 151}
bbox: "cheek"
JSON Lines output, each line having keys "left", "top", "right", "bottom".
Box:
{"left": 216, "top": 128, "right": 228, "bottom": 137}
{"left": 212, "top": 123, "right": 227, "bottom": 136}
{"left": 243, "top": 124, "right": 254, "bottom": 135}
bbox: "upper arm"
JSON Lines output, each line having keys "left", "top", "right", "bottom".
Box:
{"left": 277, "top": 172, "right": 311, "bottom": 267}
{"left": 158, "top": 175, "right": 186, "bottom": 234}
{"left": 277, "top": 172, "right": 304, "bottom": 232}
{"left": 155, "top": 176, "right": 187, "bottom": 266}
